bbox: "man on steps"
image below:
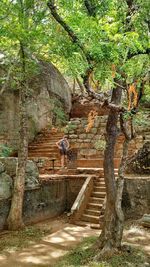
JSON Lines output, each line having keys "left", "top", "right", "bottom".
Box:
{"left": 56, "top": 135, "right": 69, "bottom": 168}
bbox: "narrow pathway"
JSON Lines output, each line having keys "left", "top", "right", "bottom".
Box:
{"left": 0, "top": 223, "right": 99, "bottom": 267}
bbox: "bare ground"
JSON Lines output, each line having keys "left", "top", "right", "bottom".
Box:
{"left": 0, "top": 217, "right": 149, "bottom": 267}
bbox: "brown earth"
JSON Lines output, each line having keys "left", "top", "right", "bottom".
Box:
{"left": 0, "top": 217, "right": 149, "bottom": 267}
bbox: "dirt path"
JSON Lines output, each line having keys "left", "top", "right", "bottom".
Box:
{"left": 0, "top": 219, "right": 149, "bottom": 267}
{"left": 0, "top": 222, "right": 99, "bottom": 267}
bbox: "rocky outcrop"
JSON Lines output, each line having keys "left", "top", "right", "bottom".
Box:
{"left": 140, "top": 214, "right": 150, "bottom": 228}
{"left": 0, "top": 158, "right": 40, "bottom": 190}
{"left": 70, "top": 96, "right": 108, "bottom": 118}
{"left": 38, "top": 61, "right": 71, "bottom": 112}
{"left": 0, "top": 162, "right": 12, "bottom": 200}
{"left": 0, "top": 61, "right": 71, "bottom": 149}
{"left": 123, "top": 177, "right": 150, "bottom": 219}
{"left": 126, "top": 142, "right": 150, "bottom": 175}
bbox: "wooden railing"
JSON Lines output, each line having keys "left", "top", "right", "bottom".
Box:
{"left": 69, "top": 175, "right": 94, "bottom": 223}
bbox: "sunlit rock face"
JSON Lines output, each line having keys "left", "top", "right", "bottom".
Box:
{"left": 0, "top": 61, "right": 71, "bottom": 150}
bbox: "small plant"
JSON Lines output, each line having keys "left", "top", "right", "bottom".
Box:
{"left": 64, "top": 123, "right": 77, "bottom": 134}
{"left": 0, "top": 144, "right": 12, "bottom": 157}
{"left": 50, "top": 98, "right": 68, "bottom": 127}
{"left": 94, "top": 139, "right": 106, "bottom": 151}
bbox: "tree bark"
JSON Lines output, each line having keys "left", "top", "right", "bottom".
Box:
{"left": 76, "top": 77, "right": 85, "bottom": 95}
{"left": 96, "top": 83, "right": 123, "bottom": 255}
{"left": 115, "top": 138, "right": 129, "bottom": 248}
{"left": 7, "top": 43, "right": 28, "bottom": 230}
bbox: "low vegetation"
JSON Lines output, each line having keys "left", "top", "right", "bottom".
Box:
{"left": 54, "top": 236, "right": 149, "bottom": 267}
{"left": 0, "top": 225, "right": 51, "bottom": 252}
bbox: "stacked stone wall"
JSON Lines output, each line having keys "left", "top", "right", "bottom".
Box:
{"left": 67, "top": 116, "right": 144, "bottom": 162}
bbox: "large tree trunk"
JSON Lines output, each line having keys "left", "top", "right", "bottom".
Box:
{"left": 96, "top": 84, "right": 123, "bottom": 254}
{"left": 7, "top": 44, "right": 28, "bottom": 230}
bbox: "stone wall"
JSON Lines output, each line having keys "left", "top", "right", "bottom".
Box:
{"left": 123, "top": 177, "right": 150, "bottom": 219}
{"left": 0, "top": 158, "right": 85, "bottom": 230}
{"left": 126, "top": 142, "right": 150, "bottom": 175}
{"left": 0, "top": 61, "right": 71, "bottom": 150}
{"left": 66, "top": 116, "right": 144, "bottom": 162}
{"left": 0, "top": 180, "right": 67, "bottom": 230}
{"left": 66, "top": 177, "right": 85, "bottom": 210}
{"left": 0, "top": 175, "right": 85, "bottom": 230}
{"left": 0, "top": 171, "right": 150, "bottom": 230}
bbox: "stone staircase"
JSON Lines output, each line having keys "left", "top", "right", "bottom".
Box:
{"left": 28, "top": 129, "right": 64, "bottom": 173}
{"left": 28, "top": 115, "right": 145, "bottom": 172}
{"left": 81, "top": 176, "right": 106, "bottom": 228}
{"left": 27, "top": 115, "right": 147, "bottom": 229}
{"left": 72, "top": 168, "right": 118, "bottom": 229}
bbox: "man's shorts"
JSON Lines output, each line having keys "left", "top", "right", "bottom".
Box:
{"left": 60, "top": 149, "right": 67, "bottom": 155}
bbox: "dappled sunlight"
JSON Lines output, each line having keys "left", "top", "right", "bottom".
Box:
{"left": 0, "top": 224, "right": 99, "bottom": 267}
{"left": 0, "top": 255, "right": 7, "bottom": 262}
{"left": 123, "top": 225, "right": 150, "bottom": 255}
{"left": 124, "top": 226, "right": 146, "bottom": 236}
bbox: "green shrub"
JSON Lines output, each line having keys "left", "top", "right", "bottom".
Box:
{"left": 94, "top": 139, "right": 106, "bottom": 151}
{"left": 0, "top": 144, "right": 12, "bottom": 157}
{"left": 64, "top": 123, "right": 77, "bottom": 134}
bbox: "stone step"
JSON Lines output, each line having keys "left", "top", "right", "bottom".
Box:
{"left": 74, "top": 220, "right": 92, "bottom": 227}
{"left": 35, "top": 137, "right": 63, "bottom": 142}
{"left": 94, "top": 186, "right": 106, "bottom": 192}
{"left": 89, "top": 197, "right": 104, "bottom": 204}
{"left": 90, "top": 223, "right": 102, "bottom": 229}
{"left": 85, "top": 209, "right": 101, "bottom": 217}
{"left": 81, "top": 214, "right": 99, "bottom": 224}
{"left": 94, "top": 182, "right": 105, "bottom": 187}
{"left": 77, "top": 168, "right": 103, "bottom": 175}
{"left": 92, "top": 192, "right": 106, "bottom": 198}
{"left": 31, "top": 141, "right": 59, "bottom": 146}
{"left": 28, "top": 152, "right": 59, "bottom": 157}
{"left": 29, "top": 145, "right": 58, "bottom": 150}
{"left": 35, "top": 136, "right": 63, "bottom": 141}
{"left": 87, "top": 203, "right": 103, "bottom": 211}
{"left": 77, "top": 159, "right": 120, "bottom": 168}
{"left": 29, "top": 147, "right": 59, "bottom": 154}
{"left": 74, "top": 220, "right": 102, "bottom": 230}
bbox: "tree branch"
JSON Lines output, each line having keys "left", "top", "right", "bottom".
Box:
{"left": 127, "top": 48, "right": 150, "bottom": 60}
{"left": 47, "top": 0, "right": 131, "bottom": 112}
{"left": 84, "top": 0, "right": 97, "bottom": 17}
{"left": 47, "top": 0, "right": 106, "bottom": 100}
{"left": 47, "top": 0, "right": 92, "bottom": 62}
